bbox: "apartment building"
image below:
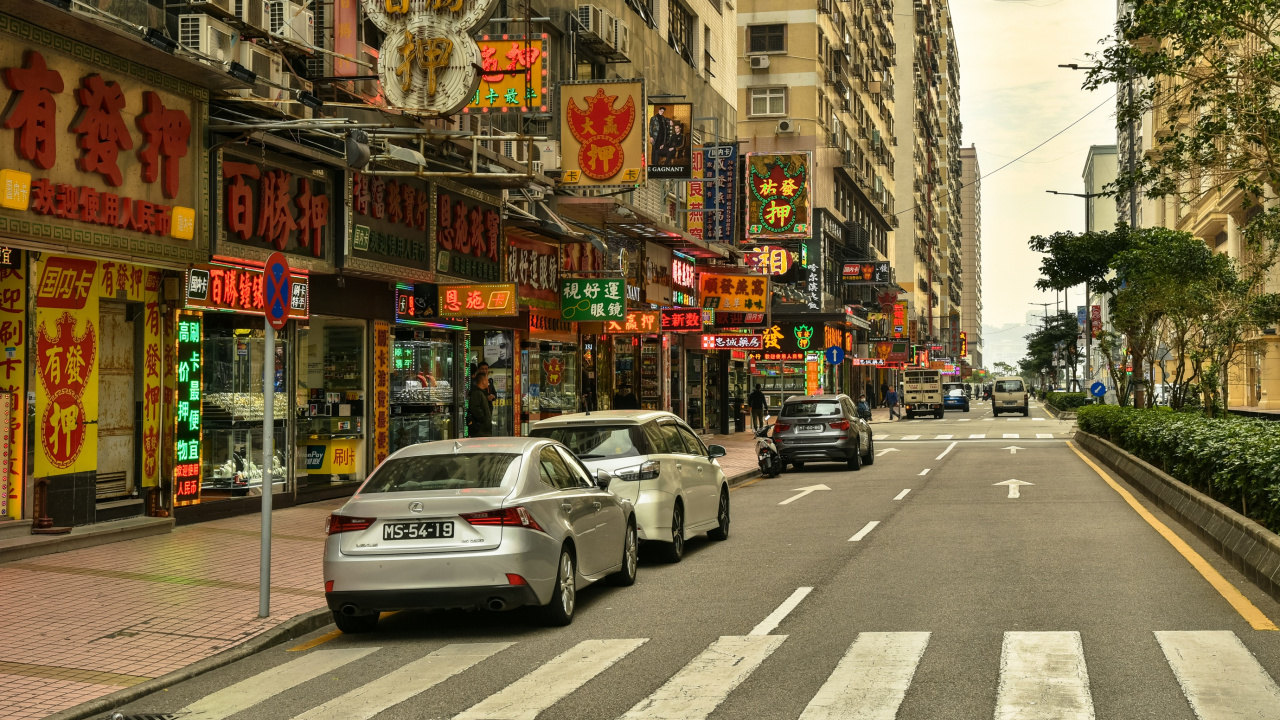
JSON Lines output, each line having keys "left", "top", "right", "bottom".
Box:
{"left": 959, "top": 145, "right": 982, "bottom": 370}
{"left": 893, "top": 0, "right": 962, "bottom": 354}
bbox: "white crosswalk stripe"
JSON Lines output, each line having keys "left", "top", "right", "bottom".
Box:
{"left": 970, "top": 433, "right": 986, "bottom": 439}
{"left": 1003, "top": 433, "right": 1019, "bottom": 439}
{"left": 1037, "top": 433, "right": 1054, "bottom": 438}
{"left": 620, "top": 635, "right": 786, "bottom": 720}
{"left": 902, "top": 435, "right": 920, "bottom": 440}
{"left": 181, "top": 647, "right": 379, "bottom": 720}
{"left": 1033, "top": 417, "right": 1045, "bottom": 421}
{"left": 455, "top": 639, "right": 647, "bottom": 720}
{"left": 293, "top": 642, "right": 513, "bottom": 720}
{"left": 1155, "top": 630, "right": 1280, "bottom": 719}
{"left": 995, "top": 631, "right": 1094, "bottom": 720}
{"left": 935, "top": 434, "right": 953, "bottom": 439}
{"left": 798, "top": 632, "right": 930, "bottom": 720}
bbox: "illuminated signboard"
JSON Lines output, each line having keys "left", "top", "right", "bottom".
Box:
{"left": 465, "top": 35, "right": 549, "bottom": 114}
{"left": 439, "top": 283, "right": 518, "bottom": 317}
{"left": 174, "top": 313, "right": 201, "bottom": 506}
{"left": 960, "top": 331, "right": 968, "bottom": 358}
{"left": 749, "top": 352, "right": 805, "bottom": 362}
{"left": 672, "top": 256, "right": 696, "bottom": 289}
{"left": 701, "top": 334, "right": 763, "bottom": 350}
{"left": 660, "top": 307, "right": 703, "bottom": 332}
{"left": 892, "top": 301, "right": 907, "bottom": 339}
{"left": 714, "top": 312, "right": 767, "bottom": 328}
{"left": 605, "top": 311, "right": 660, "bottom": 334}
{"left": 561, "top": 278, "right": 626, "bottom": 321}
{"left": 744, "top": 246, "right": 794, "bottom": 276}
{"left": 559, "top": 79, "right": 645, "bottom": 188}
{"left": 699, "top": 272, "right": 769, "bottom": 311}
{"left": 186, "top": 261, "right": 309, "bottom": 320}
{"left": 745, "top": 152, "right": 811, "bottom": 241}
{"left": 842, "top": 261, "right": 891, "bottom": 284}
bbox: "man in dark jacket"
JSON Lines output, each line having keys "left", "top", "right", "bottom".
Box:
{"left": 467, "top": 364, "right": 493, "bottom": 437}
{"left": 748, "top": 384, "right": 767, "bottom": 430}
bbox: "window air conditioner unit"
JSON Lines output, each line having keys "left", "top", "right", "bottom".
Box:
{"left": 535, "top": 140, "right": 561, "bottom": 170}
{"left": 179, "top": 14, "right": 238, "bottom": 64}
{"left": 614, "top": 18, "right": 631, "bottom": 55}
{"left": 184, "top": 0, "right": 235, "bottom": 17}
{"left": 601, "top": 9, "right": 618, "bottom": 47}
{"left": 269, "top": 1, "right": 312, "bottom": 46}
{"left": 749, "top": 55, "right": 770, "bottom": 70}
{"left": 277, "top": 75, "right": 312, "bottom": 119}
{"left": 776, "top": 119, "right": 797, "bottom": 134}
{"left": 577, "top": 5, "right": 605, "bottom": 39}
{"left": 234, "top": 0, "right": 269, "bottom": 32}
{"left": 235, "top": 43, "right": 283, "bottom": 99}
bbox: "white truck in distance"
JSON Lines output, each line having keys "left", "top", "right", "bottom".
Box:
{"left": 903, "top": 369, "right": 943, "bottom": 419}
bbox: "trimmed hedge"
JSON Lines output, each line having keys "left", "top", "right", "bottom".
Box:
{"left": 1047, "top": 392, "right": 1091, "bottom": 410}
{"left": 1076, "top": 405, "right": 1280, "bottom": 531}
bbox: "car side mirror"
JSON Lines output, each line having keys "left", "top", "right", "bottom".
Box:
{"left": 595, "top": 468, "right": 613, "bottom": 490}
{"left": 707, "top": 444, "right": 727, "bottom": 459}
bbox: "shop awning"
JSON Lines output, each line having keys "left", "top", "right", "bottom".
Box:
{"left": 554, "top": 196, "right": 733, "bottom": 260}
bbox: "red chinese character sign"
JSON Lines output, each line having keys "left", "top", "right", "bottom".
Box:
{"left": 0, "top": 35, "right": 203, "bottom": 263}
{"left": 604, "top": 311, "right": 660, "bottom": 334}
{"left": 438, "top": 283, "right": 518, "bottom": 317}
{"left": 434, "top": 183, "right": 503, "bottom": 282}
{"left": 465, "top": 35, "right": 548, "bottom": 113}
{"left": 185, "top": 261, "right": 310, "bottom": 322}
{"left": 33, "top": 257, "right": 98, "bottom": 476}
{"left": 559, "top": 80, "right": 644, "bottom": 187}
{"left": 698, "top": 272, "right": 769, "bottom": 311}
{"left": 745, "top": 152, "right": 811, "bottom": 241}
{"left": 0, "top": 260, "right": 25, "bottom": 518}
{"left": 220, "top": 150, "right": 333, "bottom": 264}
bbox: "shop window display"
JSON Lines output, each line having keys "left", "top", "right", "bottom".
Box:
{"left": 468, "top": 330, "right": 513, "bottom": 436}
{"left": 521, "top": 341, "right": 578, "bottom": 421}
{"left": 200, "top": 317, "right": 289, "bottom": 500}
{"left": 296, "top": 318, "right": 367, "bottom": 490}
{"left": 390, "top": 330, "right": 456, "bottom": 451}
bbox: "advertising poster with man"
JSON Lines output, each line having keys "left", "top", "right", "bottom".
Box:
{"left": 646, "top": 103, "right": 693, "bottom": 178}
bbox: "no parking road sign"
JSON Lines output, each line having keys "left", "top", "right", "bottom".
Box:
{"left": 263, "top": 252, "right": 291, "bottom": 331}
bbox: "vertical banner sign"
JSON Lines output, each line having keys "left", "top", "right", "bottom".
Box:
{"left": 702, "top": 145, "right": 737, "bottom": 245}
{"left": 1077, "top": 305, "right": 1087, "bottom": 334}
{"left": 0, "top": 260, "right": 22, "bottom": 518}
{"left": 1091, "top": 305, "right": 1102, "bottom": 338}
{"left": 373, "top": 320, "right": 391, "bottom": 465}
{"left": 134, "top": 268, "right": 163, "bottom": 487}
{"left": 560, "top": 278, "right": 626, "bottom": 321}
{"left": 646, "top": 103, "right": 693, "bottom": 179}
{"left": 558, "top": 80, "right": 645, "bottom": 187}
{"left": 745, "top": 152, "right": 811, "bottom": 241}
{"left": 688, "top": 151, "right": 705, "bottom": 240}
{"left": 806, "top": 357, "right": 820, "bottom": 395}
{"left": 333, "top": 0, "right": 359, "bottom": 77}
{"left": 174, "top": 313, "right": 201, "bottom": 505}
{"left": 34, "top": 257, "right": 99, "bottom": 477}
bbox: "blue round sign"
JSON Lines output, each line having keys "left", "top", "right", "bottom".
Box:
{"left": 263, "top": 252, "right": 291, "bottom": 331}
{"left": 824, "top": 345, "right": 845, "bottom": 365}
{"left": 1090, "top": 381, "right": 1107, "bottom": 397}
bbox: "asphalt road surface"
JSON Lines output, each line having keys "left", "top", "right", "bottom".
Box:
{"left": 103, "top": 400, "right": 1280, "bottom": 720}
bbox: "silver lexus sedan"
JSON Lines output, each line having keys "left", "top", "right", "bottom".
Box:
{"left": 323, "top": 437, "right": 638, "bottom": 632}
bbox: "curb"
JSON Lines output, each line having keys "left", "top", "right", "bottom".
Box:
{"left": 46, "top": 608, "right": 334, "bottom": 720}
{"left": 726, "top": 467, "right": 761, "bottom": 487}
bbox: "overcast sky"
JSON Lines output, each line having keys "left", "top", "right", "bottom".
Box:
{"left": 950, "top": 0, "right": 1119, "bottom": 331}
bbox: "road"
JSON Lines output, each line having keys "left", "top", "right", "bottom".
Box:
{"left": 104, "top": 400, "right": 1280, "bottom": 720}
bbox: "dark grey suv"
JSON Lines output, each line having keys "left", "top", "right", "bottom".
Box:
{"left": 772, "top": 394, "right": 875, "bottom": 471}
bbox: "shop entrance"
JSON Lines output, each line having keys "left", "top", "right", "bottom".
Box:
{"left": 96, "top": 300, "right": 138, "bottom": 500}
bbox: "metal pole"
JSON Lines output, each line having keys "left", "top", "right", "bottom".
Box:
{"left": 259, "top": 320, "right": 275, "bottom": 618}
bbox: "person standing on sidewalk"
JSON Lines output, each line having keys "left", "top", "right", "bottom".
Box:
{"left": 886, "top": 386, "right": 901, "bottom": 420}
{"left": 467, "top": 364, "right": 494, "bottom": 437}
{"left": 748, "top": 384, "right": 767, "bottom": 430}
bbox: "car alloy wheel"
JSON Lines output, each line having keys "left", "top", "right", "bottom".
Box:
{"left": 708, "top": 490, "right": 730, "bottom": 540}
{"left": 658, "top": 503, "right": 685, "bottom": 563}
{"left": 542, "top": 548, "right": 576, "bottom": 625}
{"left": 609, "top": 522, "right": 638, "bottom": 586}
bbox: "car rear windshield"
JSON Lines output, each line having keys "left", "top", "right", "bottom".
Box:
{"left": 782, "top": 401, "right": 841, "bottom": 417}
{"left": 996, "top": 380, "right": 1024, "bottom": 393}
{"left": 360, "top": 453, "right": 522, "bottom": 493}
{"left": 947, "top": 388, "right": 965, "bottom": 397}
{"left": 529, "top": 425, "right": 646, "bottom": 459}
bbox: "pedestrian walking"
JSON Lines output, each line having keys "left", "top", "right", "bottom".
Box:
{"left": 880, "top": 382, "right": 890, "bottom": 408}
{"left": 748, "top": 384, "right": 767, "bottom": 431}
{"left": 886, "top": 387, "right": 901, "bottom": 420}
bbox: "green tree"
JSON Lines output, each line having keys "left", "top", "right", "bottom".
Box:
{"left": 993, "top": 361, "right": 1018, "bottom": 376}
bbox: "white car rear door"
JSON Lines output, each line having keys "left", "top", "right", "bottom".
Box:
{"left": 674, "top": 423, "right": 716, "bottom": 527}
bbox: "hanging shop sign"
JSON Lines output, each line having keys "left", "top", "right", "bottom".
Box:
{"left": 644, "top": 242, "right": 674, "bottom": 305}
{"left": 218, "top": 148, "right": 336, "bottom": 267}
{"left": 1091, "top": 305, "right": 1102, "bottom": 338}
{"left": 806, "top": 357, "right": 820, "bottom": 395}
{"left": 508, "top": 235, "right": 559, "bottom": 310}
{"left": 604, "top": 311, "right": 660, "bottom": 334}
{"left": 528, "top": 309, "right": 576, "bottom": 338}
{"left": 560, "top": 278, "right": 626, "bottom": 321}
{"left": 745, "top": 152, "right": 811, "bottom": 241}
{"left": 761, "top": 323, "right": 821, "bottom": 354}
{"left": 660, "top": 307, "right": 703, "bottom": 332}
{"left": 843, "top": 261, "right": 892, "bottom": 284}
{"left": 434, "top": 183, "right": 503, "bottom": 281}
{"left": 559, "top": 79, "right": 645, "bottom": 187}
{"left": 698, "top": 272, "right": 769, "bottom": 311}
{"left": 174, "top": 313, "right": 202, "bottom": 506}
{"left": 439, "top": 283, "right": 518, "bottom": 317}
{"left": 349, "top": 172, "right": 430, "bottom": 273}
{"left": 702, "top": 334, "right": 763, "bottom": 350}
{"left": 868, "top": 311, "right": 889, "bottom": 342}
{"left": 360, "top": 0, "right": 500, "bottom": 115}
{"left": 465, "top": 35, "right": 549, "bottom": 113}
{"left": 714, "top": 312, "right": 767, "bottom": 328}
{"left": 0, "top": 260, "right": 23, "bottom": 519}
{"left": 0, "top": 36, "right": 205, "bottom": 263}
{"left": 893, "top": 301, "right": 908, "bottom": 339}
{"left": 396, "top": 283, "right": 436, "bottom": 322}
{"left": 689, "top": 145, "right": 737, "bottom": 244}
{"left": 749, "top": 352, "right": 806, "bottom": 362}
{"left": 744, "top": 246, "right": 794, "bottom": 276}
{"left": 373, "top": 320, "right": 391, "bottom": 465}
{"left": 186, "top": 261, "right": 310, "bottom": 321}
{"left": 646, "top": 103, "right": 693, "bottom": 179}
{"left": 671, "top": 254, "right": 697, "bottom": 306}
{"left": 563, "top": 241, "right": 604, "bottom": 273}
{"left": 960, "top": 331, "right": 968, "bottom": 359}
{"left": 876, "top": 340, "right": 911, "bottom": 362}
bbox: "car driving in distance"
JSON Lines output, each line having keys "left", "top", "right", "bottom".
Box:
{"left": 323, "top": 437, "right": 638, "bottom": 631}
{"left": 942, "top": 382, "right": 970, "bottom": 412}
{"left": 904, "top": 369, "right": 944, "bottom": 418}
{"left": 772, "top": 394, "right": 875, "bottom": 471}
{"left": 992, "top": 376, "right": 1030, "bottom": 416}
{"left": 530, "top": 411, "right": 730, "bottom": 563}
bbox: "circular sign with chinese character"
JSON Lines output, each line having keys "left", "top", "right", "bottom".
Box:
{"left": 744, "top": 246, "right": 793, "bottom": 276}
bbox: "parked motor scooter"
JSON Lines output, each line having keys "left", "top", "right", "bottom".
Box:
{"left": 755, "top": 417, "right": 782, "bottom": 478}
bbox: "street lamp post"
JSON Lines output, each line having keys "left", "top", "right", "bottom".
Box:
{"left": 1045, "top": 189, "right": 1106, "bottom": 390}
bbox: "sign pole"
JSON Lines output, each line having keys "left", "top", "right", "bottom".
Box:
{"left": 259, "top": 318, "right": 274, "bottom": 618}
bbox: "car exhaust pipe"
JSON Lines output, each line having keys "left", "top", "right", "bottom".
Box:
{"left": 340, "top": 604, "right": 360, "bottom": 616}
{"left": 487, "top": 597, "right": 506, "bottom": 611}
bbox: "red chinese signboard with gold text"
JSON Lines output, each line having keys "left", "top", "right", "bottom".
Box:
{"left": 745, "top": 152, "right": 811, "bottom": 241}
{"left": 218, "top": 148, "right": 335, "bottom": 267}
{"left": 558, "top": 80, "right": 645, "bottom": 188}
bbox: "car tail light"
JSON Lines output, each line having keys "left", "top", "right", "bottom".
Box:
{"left": 325, "top": 580, "right": 334, "bottom": 593}
{"left": 829, "top": 420, "right": 850, "bottom": 430}
{"left": 327, "top": 514, "right": 375, "bottom": 535}
{"left": 506, "top": 573, "right": 528, "bottom": 586}
{"left": 617, "top": 460, "right": 660, "bottom": 481}
{"left": 461, "top": 506, "right": 545, "bottom": 533}
{"left": 774, "top": 423, "right": 790, "bottom": 433}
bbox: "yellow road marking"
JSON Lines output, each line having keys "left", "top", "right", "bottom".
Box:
{"left": 1067, "top": 441, "right": 1277, "bottom": 631}
{"left": 287, "top": 611, "right": 401, "bottom": 651}
{"left": 731, "top": 476, "right": 765, "bottom": 491}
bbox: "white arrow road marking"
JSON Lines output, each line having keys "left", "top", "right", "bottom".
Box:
{"left": 1155, "top": 630, "right": 1280, "bottom": 720}
{"left": 849, "top": 521, "right": 880, "bottom": 541}
{"left": 918, "top": 468, "right": 930, "bottom": 476}
{"left": 935, "top": 441, "right": 957, "bottom": 460}
{"left": 994, "top": 479, "right": 1033, "bottom": 498}
{"left": 750, "top": 587, "right": 813, "bottom": 635}
{"left": 1036, "top": 433, "right": 1053, "bottom": 438}
{"left": 798, "top": 632, "right": 931, "bottom": 720}
{"left": 894, "top": 489, "right": 911, "bottom": 500}
{"left": 876, "top": 448, "right": 900, "bottom": 457}
{"left": 183, "top": 648, "right": 380, "bottom": 720}
{"left": 995, "top": 632, "right": 1094, "bottom": 720}
{"left": 620, "top": 635, "right": 786, "bottom": 720}
{"left": 1002, "top": 446, "right": 1025, "bottom": 455}
{"left": 969, "top": 434, "right": 987, "bottom": 439}
{"left": 779, "top": 484, "right": 831, "bottom": 505}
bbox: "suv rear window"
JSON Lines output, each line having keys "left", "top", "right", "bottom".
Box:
{"left": 996, "top": 380, "right": 1024, "bottom": 393}
{"left": 361, "top": 453, "right": 522, "bottom": 493}
{"left": 529, "top": 425, "right": 647, "bottom": 459}
{"left": 782, "top": 401, "right": 841, "bottom": 417}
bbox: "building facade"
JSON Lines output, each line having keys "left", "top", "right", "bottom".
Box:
{"left": 959, "top": 144, "right": 982, "bottom": 370}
